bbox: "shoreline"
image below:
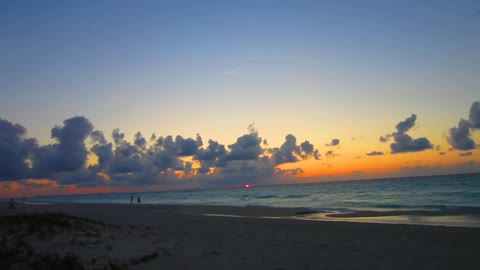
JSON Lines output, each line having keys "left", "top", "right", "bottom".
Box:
{"left": 1, "top": 202, "right": 480, "bottom": 269}
{"left": 6, "top": 201, "right": 480, "bottom": 228}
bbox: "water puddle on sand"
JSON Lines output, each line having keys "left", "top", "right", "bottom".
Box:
{"left": 293, "top": 211, "right": 480, "bottom": 227}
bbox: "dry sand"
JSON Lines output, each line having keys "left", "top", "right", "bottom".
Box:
{"left": 1, "top": 202, "right": 479, "bottom": 269}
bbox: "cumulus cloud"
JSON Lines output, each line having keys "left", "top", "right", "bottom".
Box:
{"left": 134, "top": 132, "right": 147, "bottom": 149}
{"left": 382, "top": 114, "right": 433, "bottom": 154}
{"left": 90, "top": 130, "right": 107, "bottom": 144}
{"left": 395, "top": 114, "right": 416, "bottom": 134}
{"left": 32, "top": 116, "right": 94, "bottom": 177}
{"left": 271, "top": 134, "right": 300, "bottom": 165}
{"left": 271, "top": 134, "right": 319, "bottom": 165}
{"left": 89, "top": 131, "right": 114, "bottom": 171}
{"left": 447, "top": 102, "right": 480, "bottom": 150}
{"left": 222, "top": 126, "right": 264, "bottom": 162}
{"left": 220, "top": 157, "right": 273, "bottom": 177}
{"left": 366, "top": 151, "right": 384, "bottom": 156}
{"left": 447, "top": 119, "right": 475, "bottom": 150}
{"left": 55, "top": 169, "right": 105, "bottom": 187}
{"left": 88, "top": 131, "right": 203, "bottom": 186}
{"left": 104, "top": 129, "right": 145, "bottom": 175}
{"left": 469, "top": 101, "right": 480, "bottom": 128}
{"left": 326, "top": 138, "right": 340, "bottom": 147}
{"left": 390, "top": 134, "right": 433, "bottom": 153}
{"left": 300, "top": 140, "right": 320, "bottom": 159}
{"left": 194, "top": 139, "right": 227, "bottom": 172}
{"left": 176, "top": 134, "right": 203, "bottom": 156}
{"left": 0, "top": 117, "right": 322, "bottom": 188}
{"left": 0, "top": 118, "right": 38, "bottom": 180}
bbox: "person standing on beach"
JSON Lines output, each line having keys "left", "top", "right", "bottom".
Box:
{"left": 137, "top": 196, "right": 141, "bottom": 204}
{"left": 8, "top": 198, "right": 15, "bottom": 209}
{"left": 130, "top": 196, "right": 133, "bottom": 204}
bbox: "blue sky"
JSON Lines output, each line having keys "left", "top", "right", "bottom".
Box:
{"left": 1, "top": 1, "right": 478, "bottom": 140}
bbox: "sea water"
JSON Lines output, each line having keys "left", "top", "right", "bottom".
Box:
{"left": 33, "top": 173, "right": 480, "bottom": 212}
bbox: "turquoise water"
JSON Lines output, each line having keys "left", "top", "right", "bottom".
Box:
{"left": 33, "top": 173, "right": 480, "bottom": 213}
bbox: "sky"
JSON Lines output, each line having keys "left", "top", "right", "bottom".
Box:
{"left": 0, "top": 0, "right": 479, "bottom": 197}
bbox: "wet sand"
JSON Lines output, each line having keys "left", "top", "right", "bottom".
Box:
{"left": 1, "top": 202, "right": 480, "bottom": 269}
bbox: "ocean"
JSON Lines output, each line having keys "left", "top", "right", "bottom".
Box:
{"left": 32, "top": 173, "right": 480, "bottom": 212}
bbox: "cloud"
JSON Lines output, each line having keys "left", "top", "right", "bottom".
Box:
{"left": 379, "top": 134, "right": 392, "bottom": 143}
{"left": 32, "top": 116, "right": 94, "bottom": 177}
{"left": 134, "top": 132, "right": 147, "bottom": 149}
{"left": 0, "top": 118, "right": 38, "bottom": 180}
{"left": 382, "top": 114, "right": 433, "bottom": 154}
{"left": 90, "top": 131, "right": 198, "bottom": 186}
{"left": 390, "top": 134, "right": 433, "bottom": 153}
{"left": 176, "top": 134, "right": 203, "bottom": 157}
{"left": 112, "top": 128, "right": 125, "bottom": 145}
{"left": 300, "top": 140, "right": 320, "bottom": 159}
{"left": 396, "top": 161, "right": 480, "bottom": 178}
{"left": 194, "top": 139, "right": 227, "bottom": 172}
{"left": 469, "top": 101, "right": 480, "bottom": 128}
{"left": 271, "top": 134, "right": 319, "bottom": 165}
{"left": 105, "top": 129, "right": 145, "bottom": 174}
{"left": 0, "top": 117, "right": 318, "bottom": 188}
{"left": 91, "top": 125, "right": 274, "bottom": 186}
{"left": 447, "top": 119, "right": 476, "bottom": 150}
{"left": 153, "top": 148, "right": 184, "bottom": 171}
{"left": 222, "top": 128, "right": 264, "bottom": 162}
{"left": 276, "top": 168, "right": 304, "bottom": 176}
{"left": 89, "top": 130, "right": 114, "bottom": 170}
{"left": 271, "top": 134, "right": 301, "bottom": 165}
{"left": 195, "top": 130, "right": 319, "bottom": 184}
{"left": 458, "top": 151, "right": 473, "bottom": 157}
{"left": 447, "top": 102, "right": 480, "bottom": 150}
{"left": 325, "top": 150, "right": 336, "bottom": 158}
{"left": 55, "top": 169, "right": 105, "bottom": 187}
{"left": 366, "top": 151, "right": 384, "bottom": 156}
{"left": 395, "top": 114, "right": 416, "bottom": 134}
{"left": 18, "top": 179, "right": 54, "bottom": 188}
{"left": 90, "top": 130, "right": 107, "bottom": 144}
{"left": 326, "top": 138, "right": 340, "bottom": 147}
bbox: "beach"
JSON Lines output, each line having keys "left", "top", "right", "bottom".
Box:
{"left": 1, "top": 202, "right": 480, "bottom": 270}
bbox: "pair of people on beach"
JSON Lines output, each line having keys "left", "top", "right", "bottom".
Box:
{"left": 8, "top": 198, "right": 15, "bottom": 209}
{"left": 130, "top": 195, "right": 141, "bottom": 204}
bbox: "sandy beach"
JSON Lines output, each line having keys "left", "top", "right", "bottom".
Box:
{"left": 1, "top": 202, "right": 480, "bottom": 270}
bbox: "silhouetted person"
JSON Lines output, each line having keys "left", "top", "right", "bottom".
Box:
{"left": 130, "top": 195, "right": 133, "bottom": 204}
{"left": 8, "top": 198, "right": 15, "bottom": 209}
{"left": 137, "top": 196, "right": 141, "bottom": 204}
